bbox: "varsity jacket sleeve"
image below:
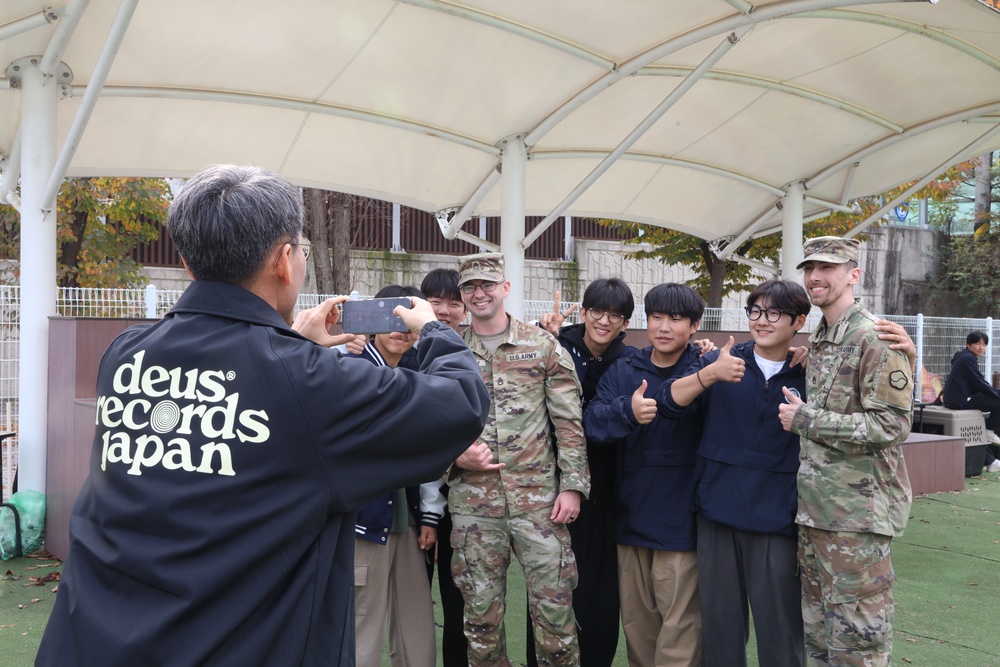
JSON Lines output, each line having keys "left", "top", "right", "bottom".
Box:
{"left": 418, "top": 478, "right": 447, "bottom": 528}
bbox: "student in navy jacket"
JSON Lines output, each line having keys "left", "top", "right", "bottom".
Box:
{"left": 36, "top": 165, "right": 489, "bottom": 667}
{"left": 660, "top": 279, "right": 810, "bottom": 667}
{"left": 584, "top": 283, "right": 706, "bottom": 667}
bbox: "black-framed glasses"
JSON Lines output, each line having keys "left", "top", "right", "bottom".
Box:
{"left": 745, "top": 305, "right": 792, "bottom": 323}
{"left": 460, "top": 281, "right": 500, "bottom": 295}
{"left": 585, "top": 309, "right": 625, "bottom": 325}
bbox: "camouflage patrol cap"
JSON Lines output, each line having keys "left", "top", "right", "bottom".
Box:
{"left": 457, "top": 252, "right": 505, "bottom": 285}
{"left": 796, "top": 236, "right": 860, "bottom": 270}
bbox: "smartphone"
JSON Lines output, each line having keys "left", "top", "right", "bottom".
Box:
{"left": 341, "top": 297, "right": 411, "bottom": 334}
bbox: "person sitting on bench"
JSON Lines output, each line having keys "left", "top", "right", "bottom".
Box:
{"left": 943, "top": 330, "right": 1000, "bottom": 473}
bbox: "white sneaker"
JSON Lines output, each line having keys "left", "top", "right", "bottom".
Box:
{"left": 987, "top": 460, "right": 1000, "bottom": 473}
{"left": 989, "top": 431, "right": 1000, "bottom": 446}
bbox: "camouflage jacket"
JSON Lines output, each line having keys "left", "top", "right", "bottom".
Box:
{"left": 791, "top": 300, "right": 913, "bottom": 537}
{"left": 449, "top": 316, "right": 590, "bottom": 518}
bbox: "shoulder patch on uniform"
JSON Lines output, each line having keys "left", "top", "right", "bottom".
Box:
{"left": 873, "top": 351, "right": 912, "bottom": 410}
{"left": 888, "top": 370, "right": 908, "bottom": 390}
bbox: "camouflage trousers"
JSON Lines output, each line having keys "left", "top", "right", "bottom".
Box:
{"left": 798, "top": 527, "right": 896, "bottom": 667}
{"left": 451, "top": 508, "right": 579, "bottom": 667}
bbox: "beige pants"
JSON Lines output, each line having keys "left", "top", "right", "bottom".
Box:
{"left": 354, "top": 528, "right": 435, "bottom": 667}
{"left": 617, "top": 545, "right": 701, "bottom": 667}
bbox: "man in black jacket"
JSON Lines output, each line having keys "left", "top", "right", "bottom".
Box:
{"left": 943, "top": 330, "right": 1000, "bottom": 472}
{"left": 36, "top": 164, "right": 489, "bottom": 667}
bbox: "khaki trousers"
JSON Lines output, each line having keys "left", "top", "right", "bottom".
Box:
{"left": 617, "top": 544, "right": 701, "bottom": 667}
{"left": 354, "top": 528, "right": 435, "bottom": 667}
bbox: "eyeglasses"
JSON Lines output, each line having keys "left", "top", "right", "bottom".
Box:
{"left": 293, "top": 238, "right": 312, "bottom": 261}
{"left": 585, "top": 309, "right": 625, "bottom": 325}
{"left": 745, "top": 305, "right": 793, "bottom": 323}
{"left": 273, "top": 238, "right": 311, "bottom": 266}
{"left": 460, "top": 281, "right": 500, "bottom": 295}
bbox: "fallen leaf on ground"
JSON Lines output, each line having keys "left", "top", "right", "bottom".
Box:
{"left": 23, "top": 571, "right": 60, "bottom": 587}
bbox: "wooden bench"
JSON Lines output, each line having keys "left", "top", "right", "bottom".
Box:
{"left": 902, "top": 432, "right": 965, "bottom": 496}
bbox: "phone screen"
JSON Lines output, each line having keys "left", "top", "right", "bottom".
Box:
{"left": 341, "top": 297, "right": 411, "bottom": 334}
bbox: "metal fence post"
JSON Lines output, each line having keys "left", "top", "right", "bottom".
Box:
{"left": 915, "top": 313, "right": 924, "bottom": 403}
{"left": 145, "top": 284, "right": 157, "bottom": 319}
{"left": 987, "top": 316, "right": 994, "bottom": 383}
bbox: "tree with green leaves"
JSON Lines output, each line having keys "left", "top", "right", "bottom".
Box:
{"left": 934, "top": 153, "right": 999, "bottom": 315}
{"left": 0, "top": 176, "right": 169, "bottom": 288}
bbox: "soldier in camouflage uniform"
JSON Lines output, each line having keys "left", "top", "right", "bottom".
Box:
{"left": 778, "top": 237, "right": 913, "bottom": 667}
{"left": 449, "top": 252, "right": 590, "bottom": 667}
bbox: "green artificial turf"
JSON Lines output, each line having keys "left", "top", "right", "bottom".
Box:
{"left": 5, "top": 473, "right": 1000, "bottom": 666}
{"left": 0, "top": 551, "right": 61, "bottom": 665}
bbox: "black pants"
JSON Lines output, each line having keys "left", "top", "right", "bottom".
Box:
{"left": 526, "top": 497, "right": 620, "bottom": 667}
{"left": 697, "top": 515, "right": 804, "bottom": 667}
{"left": 436, "top": 507, "right": 469, "bottom": 667}
{"left": 967, "top": 393, "right": 1000, "bottom": 463}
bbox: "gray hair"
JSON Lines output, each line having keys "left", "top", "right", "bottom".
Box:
{"left": 168, "top": 165, "right": 303, "bottom": 284}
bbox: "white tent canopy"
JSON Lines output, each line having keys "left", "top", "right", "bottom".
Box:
{"left": 3, "top": 0, "right": 1000, "bottom": 493}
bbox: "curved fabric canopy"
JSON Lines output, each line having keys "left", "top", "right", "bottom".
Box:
{"left": 3, "top": 0, "right": 1000, "bottom": 495}
{"left": 3, "top": 0, "right": 1000, "bottom": 243}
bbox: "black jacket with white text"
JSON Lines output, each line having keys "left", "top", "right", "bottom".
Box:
{"left": 37, "top": 280, "right": 489, "bottom": 667}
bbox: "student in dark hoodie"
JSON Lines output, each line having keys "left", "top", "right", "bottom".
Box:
{"left": 943, "top": 330, "right": 1000, "bottom": 472}
{"left": 528, "top": 278, "right": 637, "bottom": 667}
{"left": 584, "top": 283, "right": 707, "bottom": 667}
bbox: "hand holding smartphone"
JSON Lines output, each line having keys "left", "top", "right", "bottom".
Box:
{"left": 341, "top": 297, "right": 411, "bottom": 334}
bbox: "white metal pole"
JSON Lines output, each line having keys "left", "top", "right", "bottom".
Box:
{"left": 986, "top": 316, "right": 994, "bottom": 384}
{"left": 391, "top": 202, "right": 402, "bottom": 253}
{"left": 915, "top": 313, "right": 924, "bottom": 403}
{"left": 499, "top": 134, "right": 527, "bottom": 319}
{"left": 781, "top": 181, "right": 805, "bottom": 279}
{"left": 479, "top": 215, "right": 487, "bottom": 251}
{"left": 564, "top": 215, "right": 574, "bottom": 261}
{"left": 145, "top": 284, "right": 157, "bottom": 319}
{"left": 16, "top": 59, "right": 59, "bottom": 495}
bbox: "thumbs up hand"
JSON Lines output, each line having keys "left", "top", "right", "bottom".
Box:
{"left": 777, "top": 386, "right": 803, "bottom": 432}
{"left": 631, "top": 379, "right": 658, "bottom": 425}
{"left": 708, "top": 336, "right": 746, "bottom": 384}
